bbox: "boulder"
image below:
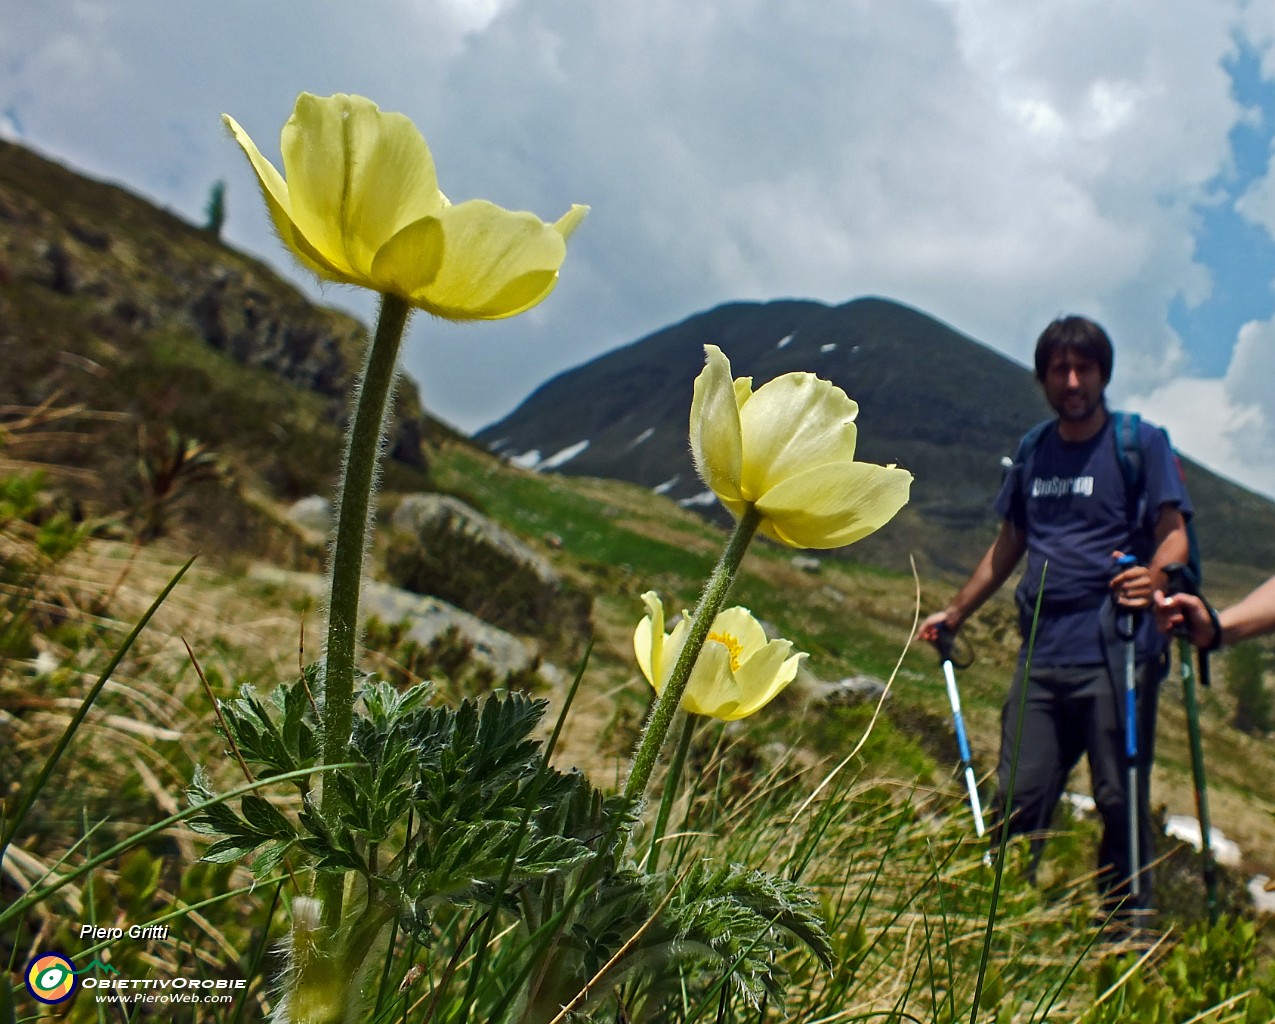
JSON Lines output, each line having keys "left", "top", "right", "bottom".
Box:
{"left": 250, "top": 566, "right": 540, "bottom": 680}
{"left": 386, "top": 494, "right": 590, "bottom": 646}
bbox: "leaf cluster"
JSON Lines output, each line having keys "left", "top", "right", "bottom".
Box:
{"left": 186, "top": 676, "right": 597, "bottom": 930}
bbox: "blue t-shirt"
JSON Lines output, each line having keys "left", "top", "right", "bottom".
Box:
{"left": 993, "top": 414, "right": 1193, "bottom": 666}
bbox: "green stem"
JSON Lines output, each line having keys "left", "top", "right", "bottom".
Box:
{"left": 319, "top": 292, "right": 411, "bottom": 924}
{"left": 646, "top": 711, "right": 696, "bottom": 874}
{"left": 622, "top": 504, "right": 761, "bottom": 810}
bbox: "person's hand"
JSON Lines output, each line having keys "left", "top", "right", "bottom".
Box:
{"left": 917, "top": 610, "right": 954, "bottom": 645}
{"left": 1153, "top": 590, "right": 1217, "bottom": 648}
{"left": 1110, "top": 550, "right": 1152, "bottom": 609}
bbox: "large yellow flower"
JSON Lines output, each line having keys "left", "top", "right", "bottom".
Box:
{"left": 223, "top": 92, "right": 587, "bottom": 320}
{"left": 633, "top": 592, "right": 804, "bottom": 721}
{"left": 689, "top": 345, "right": 912, "bottom": 549}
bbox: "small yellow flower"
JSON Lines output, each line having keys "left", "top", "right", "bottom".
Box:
{"left": 689, "top": 345, "right": 912, "bottom": 549}
{"left": 224, "top": 92, "right": 587, "bottom": 320}
{"left": 633, "top": 591, "right": 804, "bottom": 721}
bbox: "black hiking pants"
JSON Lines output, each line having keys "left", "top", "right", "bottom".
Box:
{"left": 995, "top": 660, "right": 1162, "bottom": 919}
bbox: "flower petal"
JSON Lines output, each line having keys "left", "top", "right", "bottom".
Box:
{"left": 369, "top": 216, "right": 446, "bottom": 299}
{"left": 633, "top": 591, "right": 666, "bottom": 689}
{"left": 738, "top": 371, "right": 859, "bottom": 500}
{"left": 222, "top": 113, "right": 340, "bottom": 281}
{"left": 407, "top": 200, "right": 579, "bottom": 319}
{"left": 729, "top": 644, "right": 803, "bottom": 720}
{"left": 689, "top": 346, "right": 744, "bottom": 504}
{"left": 681, "top": 640, "right": 737, "bottom": 718}
{"left": 708, "top": 605, "right": 770, "bottom": 659}
{"left": 755, "top": 461, "right": 913, "bottom": 549}
{"left": 280, "top": 93, "right": 444, "bottom": 280}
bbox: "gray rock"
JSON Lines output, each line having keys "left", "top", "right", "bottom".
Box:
{"left": 391, "top": 494, "right": 557, "bottom": 585}
{"left": 250, "top": 566, "right": 540, "bottom": 679}
{"left": 287, "top": 495, "right": 332, "bottom": 534}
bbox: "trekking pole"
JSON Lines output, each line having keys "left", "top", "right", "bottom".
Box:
{"left": 1164, "top": 561, "right": 1220, "bottom": 924}
{"left": 1113, "top": 553, "right": 1141, "bottom": 899}
{"left": 935, "top": 626, "right": 986, "bottom": 837}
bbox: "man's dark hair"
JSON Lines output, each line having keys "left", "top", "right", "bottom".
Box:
{"left": 1033, "top": 316, "right": 1114, "bottom": 384}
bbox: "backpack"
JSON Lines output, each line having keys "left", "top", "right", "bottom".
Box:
{"left": 1012, "top": 411, "right": 1202, "bottom": 587}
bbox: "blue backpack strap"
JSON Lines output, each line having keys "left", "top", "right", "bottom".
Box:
{"left": 1112, "top": 411, "right": 1145, "bottom": 532}
{"left": 1014, "top": 418, "right": 1053, "bottom": 468}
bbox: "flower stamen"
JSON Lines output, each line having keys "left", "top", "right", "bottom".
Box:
{"left": 708, "top": 630, "right": 744, "bottom": 672}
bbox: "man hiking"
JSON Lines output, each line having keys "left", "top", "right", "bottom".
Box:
{"left": 918, "top": 315, "right": 1193, "bottom": 927}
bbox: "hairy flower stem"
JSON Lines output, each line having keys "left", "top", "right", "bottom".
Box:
{"left": 318, "top": 292, "right": 410, "bottom": 925}
{"left": 622, "top": 504, "right": 761, "bottom": 813}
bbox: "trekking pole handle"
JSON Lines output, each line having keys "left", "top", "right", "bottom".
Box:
{"left": 1162, "top": 561, "right": 1201, "bottom": 599}
{"left": 934, "top": 624, "right": 973, "bottom": 669}
{"left": 1112, "top": 553, "right": 1140, "bottom": 640}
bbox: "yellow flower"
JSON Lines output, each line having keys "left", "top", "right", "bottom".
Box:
{"left": 223, "top": 92, "right": 587, "bottom": 320}
{"left": 633, "top": 591, "right": 804, "bottom": 721}
{"left": 689, "top": 345, "right": 912, "bottom": 549}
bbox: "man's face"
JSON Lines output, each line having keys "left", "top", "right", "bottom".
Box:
{"left": 1042, "top": 349, "right": 1105, "bottom": 423}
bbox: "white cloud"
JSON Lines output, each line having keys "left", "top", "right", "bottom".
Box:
{"left": 1129, "top": 316, "right": 1275, "bottom": 499}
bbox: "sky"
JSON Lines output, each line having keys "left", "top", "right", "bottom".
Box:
{"left": 5, "top": 0, "right": 1275, "bottom": 500}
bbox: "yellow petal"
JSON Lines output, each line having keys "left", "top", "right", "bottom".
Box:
{"left": 756, "top": 461, "right": 913, "bottom": 549}
{"left": 555, "top": 204, "right": 590, "bottom": 240}
{"left": 729, "top": 643, "right": 804, "bottom": 719}
{"left": 738, "top": 371, "right": 859, "bottom": 500}
{"left": 633, "top": 591, "right": 666, "bottom": 689}
{"left": 708, "top": 606, "right": 770, "bottom": 660}
{"left": 689, "top": 345, "right": 744, "bottom": 503}
{"left": 369, "top": 216, "right": 446, "bottom": 299}
{"left": 408, "top": 200, "right": 574, "bottom": 319}
{"left": 223, "top": 113, "right": 339, "bottom": 281}
{"left": 281, "top": 93, "right": 444, "bottom": 279}
{"left": 681, "top": 640, "right": 737, "bottom": 717}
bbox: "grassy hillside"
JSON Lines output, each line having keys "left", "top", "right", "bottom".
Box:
{"left": 0, "top": 138, "right": 438, "bottom": 561}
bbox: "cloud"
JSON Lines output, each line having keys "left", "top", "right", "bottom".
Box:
{"left": 2, "top": 0, "right": 1273, "bottom": 499}
{"left": 1130, "top": 315, "right": 1275, "bottom": 499}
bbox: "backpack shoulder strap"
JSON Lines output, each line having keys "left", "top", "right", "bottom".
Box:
{"left": 1111, "top": 410, "right": 1144, "bottom": 492}
{"left": 1111, "top": 410, "right": 1152, "bottom": 549}
{"left": 1015, "top": 418, "right": 1054, "bottom": 467}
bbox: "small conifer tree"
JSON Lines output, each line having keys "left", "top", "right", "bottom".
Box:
{"left": 204, "top": 180, "right": 226, "bottom": 238}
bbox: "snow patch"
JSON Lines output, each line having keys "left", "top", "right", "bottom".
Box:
{"left": 776, "top": 332, "right": 795, "bottom": 349}
{"left": 820, "top": 343, "right": 837, "bottom": 353}
{"left": 679, "top": 490, "right": 719, "bottom": 508}
{"left": 628, "top": 427, "right": 655, "bottom": 448}
{"left": 653, "top": 475, "right": 680, "bottom": 495}
{"left": 508, "top": 449, "right": 542, "bottom": 470}
{"left": 538, "top": 439, "right": 590, "bottom": 470}
{"left": 1165, "top": 814, "right": 1242, "bottom": 867}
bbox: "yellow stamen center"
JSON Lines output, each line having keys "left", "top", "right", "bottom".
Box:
{"left": 708, "top": 631, "right": 743, "bottom": 672}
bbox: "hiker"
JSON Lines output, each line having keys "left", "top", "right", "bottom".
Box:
{"left": 918, "top": 315, "right": 1193, "bottom": 923}
{"left": 1153, "top": 576, "right": 1275, "bottom": 648}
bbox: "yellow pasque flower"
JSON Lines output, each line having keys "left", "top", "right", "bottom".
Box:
{"left": 224, "top": 92, "right": 587, "bottom": 320}
{"left": 689, "top": 344, "right": 912, "bottom": 549}
{"left": 633, "top": 591, "right": 804, "bottom": 721}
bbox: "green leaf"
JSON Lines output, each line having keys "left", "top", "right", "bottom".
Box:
{"left": 202, "top": 836, "right": 267, "bottom": 864}
{"left": 0, "top": 972, "right": 17, "bottom": 1024}
{"left": 251, "top": 840, "right": 293, "bottom": 879}
{"left": 240, "top": 795, "right": 297, "bottom": 841}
